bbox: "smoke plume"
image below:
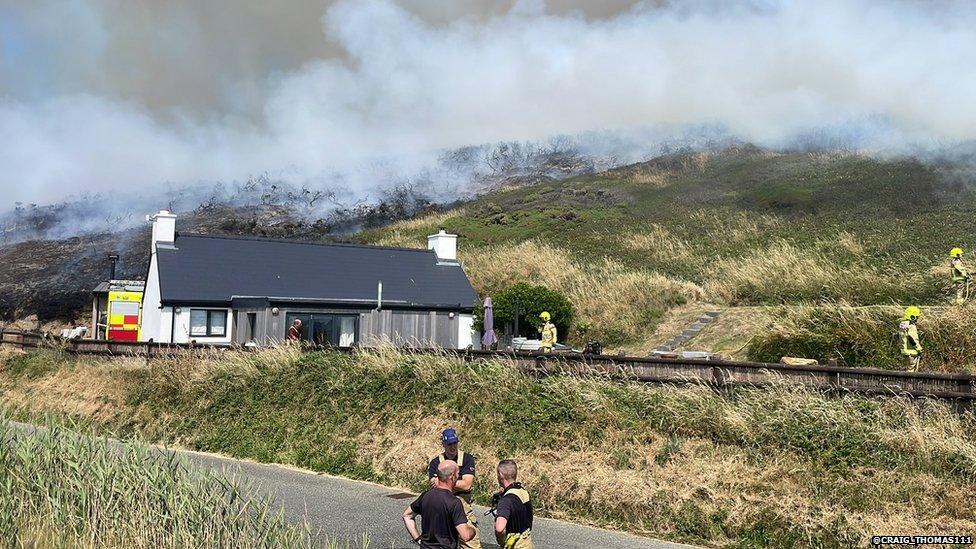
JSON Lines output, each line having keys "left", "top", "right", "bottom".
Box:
{"left": 3, "top": 0, "right": 976, "bottom": 210}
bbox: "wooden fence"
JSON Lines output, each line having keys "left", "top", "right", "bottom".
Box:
{"left": 2, "top": 329, "right": 973, "bottom": 410}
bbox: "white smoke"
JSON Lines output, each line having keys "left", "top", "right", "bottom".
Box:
{"left": 3, "top": 0, "right": 976, "bottom": 208}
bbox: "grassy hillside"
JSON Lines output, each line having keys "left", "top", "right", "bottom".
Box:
{"left": 1, "top": 347, "right": 973, "bottom": 548}
{"left": 357, "top": 147, "right": 976, "bottom": 370}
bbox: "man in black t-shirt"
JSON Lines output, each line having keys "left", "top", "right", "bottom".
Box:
{"left": 492, "top": 460, "right": 534, "bottom": 549}
{"left": 404, "top": 460, "right": 476, "bottom": 548}
{"left": 427, "top": 428, "right": 481, "bottom": 549}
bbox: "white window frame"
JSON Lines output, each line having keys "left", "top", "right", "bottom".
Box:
{"left": 189, "top": 309, "right": 228, "bottom": 337}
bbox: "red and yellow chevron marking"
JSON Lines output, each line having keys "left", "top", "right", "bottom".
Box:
{"left": 107, "top": 290, "right": 143, "bottom": 342}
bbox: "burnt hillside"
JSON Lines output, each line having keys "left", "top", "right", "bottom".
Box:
{"left": 0, "top": 204, "right": 352, "bottom": 324}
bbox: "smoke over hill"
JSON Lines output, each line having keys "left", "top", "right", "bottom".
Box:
{"left": 3, "top": 0, "right": 976, "bottom": 213}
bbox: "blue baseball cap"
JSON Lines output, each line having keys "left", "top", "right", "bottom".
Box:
{"left": 441, "top": 428, "right": 460, "bottom": 445}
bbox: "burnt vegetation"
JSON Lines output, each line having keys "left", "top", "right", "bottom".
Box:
{"left": 0, "top": 139, "right": 613, "bottom": 325}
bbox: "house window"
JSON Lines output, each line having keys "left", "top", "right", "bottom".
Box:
{"left": 190, "top": 309, "right": 227, "bottom": 337}
{"left": 284, "top": 313, "right": 358, "bottom": 347}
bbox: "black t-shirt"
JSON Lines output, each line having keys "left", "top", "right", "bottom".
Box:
{"left": 410, "top": 488, "right": 468, "bottom": 549}
{"left": 427, "top": 451, "right": 476, "bottom": 500}
{"left": 495, "top": 485, "right": 533, "bottom": 535}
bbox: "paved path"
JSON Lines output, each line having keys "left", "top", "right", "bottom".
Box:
{"left": 7, "top": 421, "right": 693, "bottom": 548}
{"left": 173, "top": 448, "right": 694, "bottom": 549}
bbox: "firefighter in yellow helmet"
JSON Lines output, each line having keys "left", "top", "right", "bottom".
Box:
{"left": 538, "top": 312, "right": 557, "bottom": 354}
{"left": 899, "top": 306, "right": 922, "bottom": 371}
{"left": 949, "top": 248, "right": 970, "bottom": 305}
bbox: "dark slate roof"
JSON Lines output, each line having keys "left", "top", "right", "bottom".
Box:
{"left": 156, "top": 234, "right": 478, "bottom": 310}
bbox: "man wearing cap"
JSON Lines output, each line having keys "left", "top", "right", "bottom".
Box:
{"left": 428, "top": 428, "right": 481, "bottom": 549}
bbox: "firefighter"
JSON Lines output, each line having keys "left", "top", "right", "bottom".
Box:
{"left": 950, "top": 248, "right": 970, "bottom": 305}
{"left": 899, "top": 306, "right": 922, "bottom": 371}
{"left": 428, "top": 428, "right": 481, "bottom": 549}
{"left": 538, "top": 312, "right": 557, "bottom": 354}
{"left": 491, "top": 460, "right": 534, "bottom": 549}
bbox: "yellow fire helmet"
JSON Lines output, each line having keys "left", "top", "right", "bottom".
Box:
{"left": 903, "top": 306, "right": 922, "bottom": 321}
{"left": 950, "top": 247, "right": 964, "bottom": 258}
{"left": 539, "top": 311, "right": 551, "bottom": 321}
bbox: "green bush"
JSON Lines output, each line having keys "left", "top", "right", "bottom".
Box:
{"left": 477, "top": 282, "right": 574, "bottom": 339}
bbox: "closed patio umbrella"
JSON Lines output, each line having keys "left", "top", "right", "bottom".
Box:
{"left": 481, "top": 296, "right": 497, "bottom": 349}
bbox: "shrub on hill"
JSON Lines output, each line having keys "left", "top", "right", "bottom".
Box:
{"left": 463, "top": 241, "right": 702, "bottom": 346}
{"left": 481, "top": 282, "right": 574, "bottom": 339}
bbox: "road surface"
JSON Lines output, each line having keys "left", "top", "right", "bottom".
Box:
{"left": 174, "top": 447, "right": 694, "bottom": 549}
{"left": 8, "top": 421, "right": 693, "bottom": 548}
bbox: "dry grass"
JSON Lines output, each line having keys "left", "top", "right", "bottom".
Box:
{"left": 371, "top": 208, "right": 467, "bottom": 248}
{"left": 0, "top": 418, "right": 329, "bottom": 548}
{"left": 748, "top": 303, "right": 976, "bottom": 372}
{"left": 688, "top": 209, "right": 783, "bottom": 244}
{"left": 682, "top": 307, "right": 776, "bottom": 360}
{"left": 2, "top": 348, "right": 976, "bottom": 547}
{"left": 705, "top": 240, "right": 880, "bottom": 304}
{"left": 621, "top": 224, "right": 694, "bottom": 263}
{"left": 621, "top": 303, "right": 718, "bottom": 354}
{"left": 628, "top": 168, "right": 675, "bottom": 188}
{"left": 461, "top": 240, "right": 703, "bottom": 344}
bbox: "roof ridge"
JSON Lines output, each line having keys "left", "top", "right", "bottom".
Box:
{"left": 175, "top": 232, "right": 433, "bottom": 253}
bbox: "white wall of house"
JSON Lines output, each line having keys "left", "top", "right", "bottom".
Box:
{"left": 458, "top": 313, "right": 475, "bottom": 349}
{"left": 139, "top": 255, "right": 162, "bottom": 342}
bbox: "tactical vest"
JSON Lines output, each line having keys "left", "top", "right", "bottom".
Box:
{"left": 500, "top": 483, "right": 533, "bottom": 534}
{"left": 436, "top": 452, "right": 472, "bottom": 500}
{"left": 436, "top": 451, "right": 466, "bottom": 468}
{"left": 952, "top": 259, "right": 969, "bottom": 282}
{"left": 900, "top": 321, "right": 921, "bottom": 356}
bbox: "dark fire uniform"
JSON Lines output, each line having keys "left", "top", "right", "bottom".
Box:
{"left": 495, "top": 483, "right": 533, "bottom": 549}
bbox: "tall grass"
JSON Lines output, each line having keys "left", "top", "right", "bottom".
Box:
{"left": 462, "top": 240, "right": 703, "bottom": 344}
{"left": 704, "top": 240, "right": 913, "bottom": 304}
{"left": 0, "top": 416, "right": 355, "bottom": 548}
{"left": 3, "top": 348, "right": 974, "bottom": 547}
{"left": 748, "top": 304, "right": 976, "bottom": 372}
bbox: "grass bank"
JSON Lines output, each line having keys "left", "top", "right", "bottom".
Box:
{"left": 747, "top": 304, "right": 976, "bottom": 373}
{"left": 0, "top": 416, "right": 342, "bottom": 548}
{"left": 1, "top": 347, "right": 974, "bottom": 548}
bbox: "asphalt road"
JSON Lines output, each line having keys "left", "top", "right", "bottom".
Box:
{"left": 173, "top": 448, "right": 694, "bottom": 549}
{"left": 7, "top": 421, "right": 692, "bottom": 548}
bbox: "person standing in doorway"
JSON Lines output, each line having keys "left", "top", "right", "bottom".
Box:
{"left": 287, "top": 318, "right": 302, "bottom": 341}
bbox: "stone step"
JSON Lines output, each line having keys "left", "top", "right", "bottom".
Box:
{"left": 689, "top": 322, "right": 708, "bottom": 330}
{"left": 702, "top": 311, "right": 722, "bottom": 319}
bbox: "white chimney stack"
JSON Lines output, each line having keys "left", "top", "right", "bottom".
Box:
{"left": 147, "top": 210, "right": 177, "bottom": 249}
{"left": 427, "top": 229, "right": 457, "bottom": 261}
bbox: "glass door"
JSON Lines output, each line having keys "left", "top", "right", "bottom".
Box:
{"left": 283, "top": 313, "right": 358, "bottom": 347}
{"left": 311, "top": 315, "right": 336, "bottom": 346}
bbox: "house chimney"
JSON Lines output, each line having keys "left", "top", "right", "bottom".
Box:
{"left": 427, "top": 228, "right": 457, "bottom": 261}
{"left": 147, "top": 210, "right": 177, "bottom": 249}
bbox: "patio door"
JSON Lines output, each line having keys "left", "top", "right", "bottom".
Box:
{"left": 284, "top": 313, "right": 358, "bottom": 347}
